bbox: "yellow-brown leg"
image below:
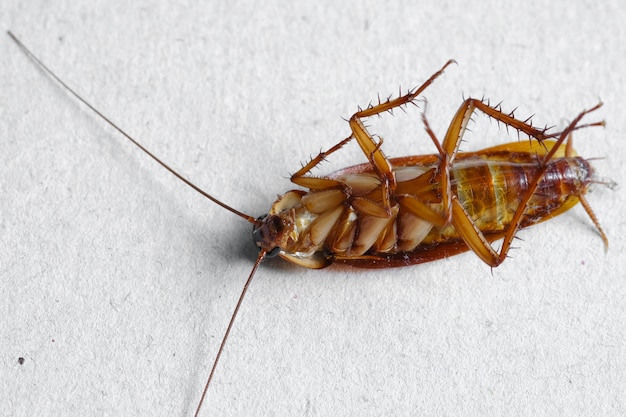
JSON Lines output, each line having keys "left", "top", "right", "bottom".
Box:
{"left": 398, "top": 96, "right": 558, "bottom": 230}
{"left": 448, "top": 102, "right": 604, "bottom": 266}
{"left": 291, "top": 60, "right": 456, "bottom": 214}
{"left": 564, "top": 131, "right": 609, "bottom": 250}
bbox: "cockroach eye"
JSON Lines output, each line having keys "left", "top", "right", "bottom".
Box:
{"left": 265, "top": 246, "right": 281, "bottom": 257}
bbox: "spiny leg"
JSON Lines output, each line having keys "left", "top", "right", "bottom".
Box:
{"left": 442, "top": 98, "right": 602, "bottom": 158}
{"left": 353, "top": 59, "right": 456, "bottom": 118}
{"left": 496, "top": 103, "right": 604, "bottom": 262}
{"left": 451, "top": 102, "right": 604, "bottom": 266}
{"left": 577, "top": 193, "right": 609, "bottom": 250}
{"left": 440, "top": 98, "right": 559, "bottom": 159}
{"left": 348, "top": 60, "right": 455, "bottom": 213}
{"left": 290, "top": 135, "right": 354, "bottom": 191}
{"left": 367, "top": 95, "right": 555, "bottom": 228}
{"left": 399, "top": 97, "right": 539, "bottom": 231}
{"left": 564, "top": 129, "right": 609, "bottom": 250}
{"left": 291, "top": 60, "right": 456, "bottom": 213}
{"left": 410, "top": 98, "right": 563, "bottom": 235}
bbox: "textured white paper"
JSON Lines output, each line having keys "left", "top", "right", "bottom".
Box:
{"left": 2, "top": 1, "right": 625, "bottom": 416}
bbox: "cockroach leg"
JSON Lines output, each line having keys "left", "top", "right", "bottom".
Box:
{"left": 419, "top": 107, "right": 453, "bottom": 224}
{"left": 577, "top": 193, "right": 609, "bottom": 250}
{"left": 290, "top": 135, "right": 354, "bottom": 191}
{"left": 444, "top": 101, "right": 605, "bottom": 266}
{"left": 440, "top": 98, "right": 555, "bottom": 158}
{"left": 496, "top": 103, "right": 605, "bottom": 262}
{"left": 564, "top": 131, "right": 609, "bottom": 249}
{"left": 347, "top": 115, "right": 397, "bottom": 213}
{"left": 292, "top": 60, "right": 456, "bottom": 214}
{"left": 348, "top": 60, "right": 455, "bottom": 213}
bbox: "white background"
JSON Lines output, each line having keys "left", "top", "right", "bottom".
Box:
{"left": 2, "top": 1, "right": 625, "bottom": 416}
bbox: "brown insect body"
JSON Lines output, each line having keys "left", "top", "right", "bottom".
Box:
{"left": 253, "top": 61, "right": 606, "bottom": 270}
{"left": 254, "top": 140, "right": 596, "bottom": 269}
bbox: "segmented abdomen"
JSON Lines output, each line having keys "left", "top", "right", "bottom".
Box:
{"left": 422, "top": 157, "right": 591, "bottom": 246}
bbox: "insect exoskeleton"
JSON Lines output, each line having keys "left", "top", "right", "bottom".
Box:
{"left": 254, "top": 137, "right": 604, "bottom": 269}
{"left": 251, "top": 59, "right": 606, "bottom": 269}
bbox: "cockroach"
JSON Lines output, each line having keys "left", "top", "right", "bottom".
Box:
{"left": 9, "top": 32, "right": 608, "bottom": 416}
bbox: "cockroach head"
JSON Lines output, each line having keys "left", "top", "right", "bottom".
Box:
{"left": 252, "top": 214, "right": 294, "bottom": 257}
{"left": 252, "top": 190, "right": 307, "bottom": 257}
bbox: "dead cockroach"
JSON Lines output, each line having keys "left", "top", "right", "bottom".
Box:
{"left": 9, "top": 32, "right": 607, "bottom": 416}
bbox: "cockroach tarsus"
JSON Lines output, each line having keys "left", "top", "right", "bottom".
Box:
{"left": 9, "top": 31, "right": 608, "bottom": 416}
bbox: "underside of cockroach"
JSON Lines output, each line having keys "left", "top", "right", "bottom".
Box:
{"left": 253, "top": 61, "right": 607, "bottom": 269}
{"left": 254, "top": 140, "right": 599, "bottom": 268}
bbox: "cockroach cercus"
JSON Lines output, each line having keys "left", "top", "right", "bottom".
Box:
{"left": 9, "top": 31, "right": 608, "bottom": 416}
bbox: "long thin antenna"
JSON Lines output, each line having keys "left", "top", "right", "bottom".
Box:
{"left": 8, "top": 30, "right": 267, "bottom": 416}
{"left": 194, "top": 249, "right": 267, "bottom": 417}
{"left": 7, "top": 31, "right": 256, "bottom": 224}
